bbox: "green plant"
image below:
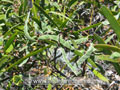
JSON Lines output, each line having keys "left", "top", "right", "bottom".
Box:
{"left": 0, "top": 0, "right": 120, "bottom": 89}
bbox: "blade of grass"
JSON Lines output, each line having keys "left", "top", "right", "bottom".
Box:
{"left": 23, "top": 0, "right": 28, "bottom": 12}
{"left": 74, "top": 50, "right": 99, "bottom": 68}
{"left": 69, "top": 36, "right": 78, "bottom": 49}
{"left": 0, "top": 55, "right": 10, "bottom": 68}
{"left": 93, "top": 34, "right": 111, "bottom": 54}
{"left": 88, "top": 58, "right": 98, "bottom": 68}
{"left": 61, "top": 48, "right": 80, "bottom": 76}
{"left": 76, "top": 43, "right": 96, "bottom": 66}
{"left": 24, "top": 11, "right": 35, "bottom": 41}
{"left": 4, "top": 23, "right": 21, "bottom": 38}
{"left": 4, "top": 32, "right": 17, "bottom": 52}
{"left": 68, "top": 0, "right": 78, "bottom": 7}
{"left": 73, "top": 22, "right": 101, "bottom": 34}
{"left": 100, "top": 6, "right": 120, "bottom": 41}
{"left": 5, "top": 45, "right": 51, "bottom": 72}
{"left": 97, "top": 55, "right": 120, "bottom": 63}
{"left": 105, "top": 34, "right": 115, "bottom": 44}
{"left": 94, "top": 34, "right": 105, "bottom": 44}
{"left": 49, "top": 11, "right": 73, "bottom": 23}
{"left": 47, "top": 84, "right": 52, "bottom": 90}
{"left": 94, "top": 44, "right": 120, "bottom": 53}
{"left": 38, "top": 35, "right": 88, "bottom": 50}
{"left": 112, "top": 63, "right": 120, "bottom": 75}
{"left": 34, "top": 3, "right": 59, "bottom": 29}
{"left": 87, "top": 64, "right": 109, "bottom": 82}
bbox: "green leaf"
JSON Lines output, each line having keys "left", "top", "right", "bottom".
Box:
{"left": 59, "top": 35, "right": 73, "bottom": 49}
{"left": 5, "top": 8, "right": 12, "bottom": 20}
{"left": 60, "top": 10, "right": 76, "bottom": 28}
{"left": 12, "top": 75, "right": 23, "bottom": 86}
{"left": 94, "top": 44, "right": 120, "bottom": 53}
{"left": 32, "top": 17, "right": 42, "bottom": 29}
{"left": 97, "top": 55, "right": 120, "bottom": 63}
{"left": 0, "top": 14, "right": 5, "bottom": 20}
{"left": 49, "top": 11, "right": 73, "bottom": 23}
{"left": 74, "top": 50, "right": 99, "bottom": 69}
{"left": 38, "top": 35, "right": 73, "bottom": 49}
{"left": 68, "top": 0, "right": 78, "bottom": 7}
{"left": 61, "top": 48, "right": 80, "bottom": 76}
{"left": 0, "top": 36, "right": 3, "bottom": 46}
{"left": 5, "top": 45, "right": 51, "bottom": 72}
{"left": 24, "top": 11, "right": 35, "bottom": 41}
{"left": 38, "top": 35, "right": 58, "bottom": 41}
{"left": 47, "top": 84, "right": 52, "bottom": 90}
{"left": 4, "top": 32, "right": 17, "bottom": 52}
{"left": 0, "top": 55, "right": 10, "bottom": 68}
{"left": 75, "top": 37, "right": 88, "bottom": 44}
{"left": 60, "top": 55, "right": 78, "bottom": 72}
{"left": 0, "top": 55, "right": 12, "bottom": 72}
{"left": 88, "top": 58, "right": 98, "bottom": 68}
{"left": 32, "top": 0, "right": 39, "bottom": 18}
{"left": 110, "top": 52, "right": 120, "bottom": 59}
{"left": 112, "top": 63, "right": 120, "bottom": 75}
{"left": 38, "top": 35, "right": 88, "bottom": 50}
{"left": 100, "top": 6, "right": 120, "bottom": 40}
{"left": 69, "top": 37, "right": 78, "bottom": 49}
{"left": 23, "top": 0, "right": 28, "bottom": 12}
{"left": 19, "top": 3, "right": 23, "bottom": 16}
{"left": 4, "top": 23, "right": 21, "bottom": 38}
{"left": 93, "top": 34, "right": 111, "bottom": 54}
{"left": 6, "top": 44, "right": 13, "bottom": 53}
{"left": 34, "top": 3, "right": 59, "bottom": 29}
{"left": 0, "top": 0, "right": 13, "bottom": 4}
{"left": 95, "top": 43, "right": 120, "bottom": 75}
{"left": 76, "top": 43, "right": 96, "bottom": 66}
{"left": 73, "top": 22, "right": 101, "bottom": 34}
{"left": 94, "top": 34, "right": 105, "bottom": 44}
{"left": 87, "top": 64, "right": 109, "bottom": 82}
{"left": 105, "top": 34, "right": 115, "bottom": 43}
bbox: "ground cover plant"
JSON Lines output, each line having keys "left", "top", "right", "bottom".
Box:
{"left": 0, "top": 0, "right": 120, "bottom": 89}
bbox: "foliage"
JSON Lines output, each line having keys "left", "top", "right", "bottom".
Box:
{"left": 0, "top": 0, "right": 120, "bottom": 89}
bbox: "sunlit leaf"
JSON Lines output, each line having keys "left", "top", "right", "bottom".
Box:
{"left": 24, "top": 11, "right": 36, "bottom": 41}
{"left": 100, "top": 6, "right": 120, "bottom": 40}
{"left": 87, "top": 64, "right": 109, "bottom": 82}
{"left": 76, "top": 43, "right": 96, "bottom": 66}
{"left": 94, "top": 44, "right": 120, "bottom": 53}
{"left": 4, "top": 32, "right": 17, "bottom": 52}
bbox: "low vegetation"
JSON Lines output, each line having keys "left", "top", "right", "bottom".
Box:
{"left": 0, "top": 0, "right": 120, "bottom": 89}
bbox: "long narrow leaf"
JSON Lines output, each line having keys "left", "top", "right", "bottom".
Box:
{"left": 4, "top": 23, "right": 21, "bottom": 38}
{"left": 24, "top": 11, "right": 35, "bottom": 41}
{"left": 5, "top": 45, "right": 51, "bottom": 71}
{"left": 76, "top": 43, "right": 96, "bottom": 66}
{"left": 87, "top": 64, "right": 109, "bottom": 82}
{"left": 94, "top": 34, "right": 105, "bottom": 44}
{"left": 61, "top": 48, "right": 80, "bottom": 76}
{"left": 47, "top": 84, "right": 52, "bottom": 90}
{"left": 94, "top": 44, "right": 120, "bottom": 53}
{"left": 4, "top": 32, "right": 17, "bottom": 52}
{"left": 68, "top": 0, "right": 78, "bottom": 7}
{"left": 38, "top": 35, "right": 88, "bottom": 50}
{"left": 0, "top": 55, "right": 10, "bottom": 67}
{"left": 73, "top": 22, "right": 101, "bottom": 34}
{"left": 34, "top": 3, "right": 59, "bottom": 29}
{"left": 100, "top": 6, "right": 120, "bottom": 40}
{"left": 97, "top": 55, "right": 120, "bottom": 63}
{"left": 93, "top": 34, "right": 111, "bottom": 54}
{"left": 49, "top": 11, "right": 73, "bottom": 23}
